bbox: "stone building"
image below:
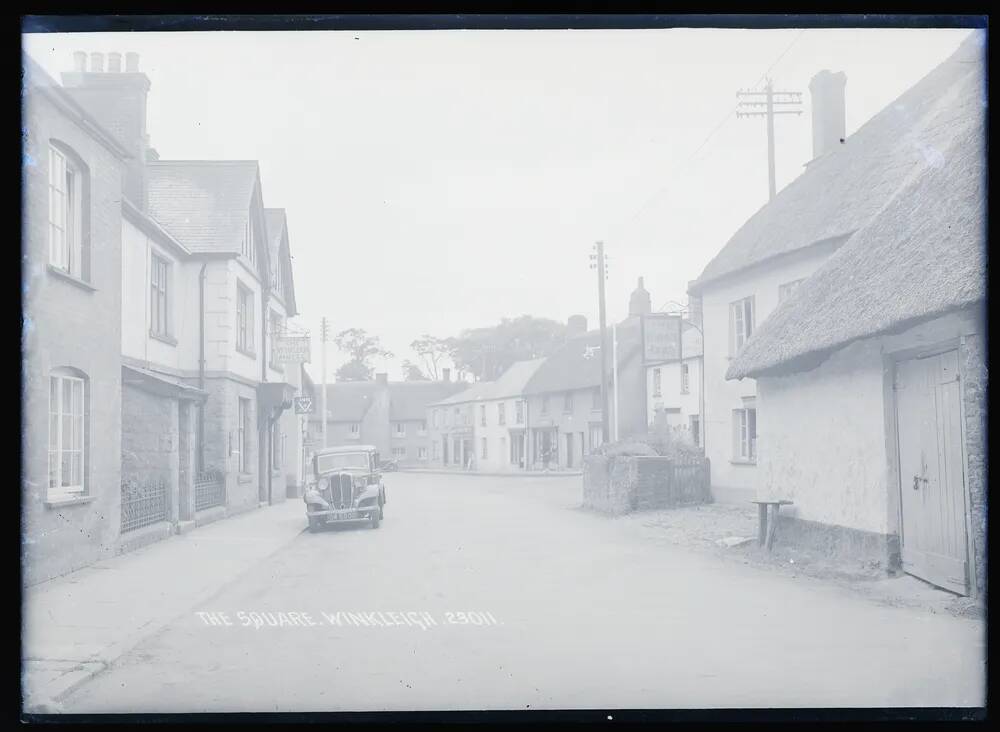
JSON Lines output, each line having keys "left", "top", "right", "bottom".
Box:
{"left": 21, "top": 55, "right": 130, "bottom": 585}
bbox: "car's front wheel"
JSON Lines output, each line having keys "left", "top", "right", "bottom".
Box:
{"left": 308, "top": 516, "right": 324, "bottom": 533}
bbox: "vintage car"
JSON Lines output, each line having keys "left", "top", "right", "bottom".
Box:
{"left": 303, "top": 445, "right": 386, "bottom": 532}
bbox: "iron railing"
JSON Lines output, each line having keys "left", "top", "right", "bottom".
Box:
{"left": 195, "top": 469, "right": 226, "bottom": 512}
{"left": 121, "top": 476, "right": 169, "bottom": 533}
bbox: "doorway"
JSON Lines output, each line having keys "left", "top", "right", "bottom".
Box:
{"left": 894, "top": 348, "right": 970, "bottom": 595}
{"left": 565, "top": 432, "right": 574, "bottom": 469}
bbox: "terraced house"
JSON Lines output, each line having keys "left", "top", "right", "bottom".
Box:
{"left": 21, "top": 50, "right": 303, "bottom": 582}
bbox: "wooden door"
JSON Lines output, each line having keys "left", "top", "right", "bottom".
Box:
{"left": 894, "top": 349, "right": 969, "bottom": 595}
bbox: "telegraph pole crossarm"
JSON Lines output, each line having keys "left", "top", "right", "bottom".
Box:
{"left": 736, "top": 77, "right": 803, "bottom": 201}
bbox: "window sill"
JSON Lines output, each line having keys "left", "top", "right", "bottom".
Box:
{"left": 45, "top": 494, "right": 93, "bottom": 508}
{"left": 47, "top": 265, "right": 96, "bottom": 292}
{"left": 237, "top": 473, "right": 254, "bottom": 484}
{"left": 150, "top": 330, "right": 178, "bottom": 347}
{"left": 237, "top": 348, "right": 257, "bottom": 359}
{"left": 730, "top": 458, "right": 757, "bottom": 466}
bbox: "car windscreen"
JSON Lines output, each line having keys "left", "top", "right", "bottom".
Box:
{"left": 315, "top": 453, "right": 370, "bottom": 473}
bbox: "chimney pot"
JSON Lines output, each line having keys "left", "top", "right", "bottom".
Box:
{"left": 107, "top": 52, "right": 122, "bottom": 72}
{"left": 89, "top": 52, "right": 104, "bottom": 73}
{"left": 125, "top": 52, "right": 139, "bottom": 72}
{"left": 809, "top": 70, "right": 847, "bottom": 160}
{"left": 73, "top": 51, "right": 87, "bottom": 72}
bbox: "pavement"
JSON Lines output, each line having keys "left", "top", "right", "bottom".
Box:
{"left": 22, "top": 498, "right": 306, "bottom": 712}
{"left": 22, "top": 473, "right": 986, "bottom": 713}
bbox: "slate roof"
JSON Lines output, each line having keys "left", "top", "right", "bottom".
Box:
{"left": 427, "top": 358, "right": 548, "bottom": 407}
{"left": 727, "top": 35, "right": 986, "bottom": 379}
{"left": 264, "top": 207, "right": 298, "bottom": 315}
{"left": 431, "top": 381, "right": 496, "bottom": 407}
{"left": 388, "top": 381, "right": 467, "bottom": 420}
{"left": 311, "top": 381, "right": 379, "bottom": 422}
{"left": 147, "top": 160, "right": 260, "bottom": 253}
{"left": 690, "top": 31, "right": 986, "bottom": 293}
{"left": 523, "top": 318, "right": 642, "bottom": 395}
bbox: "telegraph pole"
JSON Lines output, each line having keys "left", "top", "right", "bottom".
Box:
{"left": 590, "top": 242, "right": 611, "bottom": 444}
{"left": 320, "top": 316, "right": 329, "bottom": 449}
{"left": 736, "top": 78, "right": 803, "bottom": 200}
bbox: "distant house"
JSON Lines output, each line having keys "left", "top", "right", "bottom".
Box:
{"left": 689, "top": 35, "right": 984, "bottom": 505}
{"left": 309, "top": 371, "right": 464, "bottom": 467}
{"left": 426, "top": 358, "right": 546, "bottom": 472}
{"left": 645, "top": 319, "right": 703, "bottom": 446}
{"left": 726, "top": 33, "right": 986, "bottom": 597}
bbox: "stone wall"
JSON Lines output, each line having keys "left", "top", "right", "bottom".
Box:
{"left": 583, "top": 455, "right": 712, "bottom": 515}
{"left": 960, "top": 326, "right": 987, "bottom": 599}
{"left": 121, "top": 384, "right": 178, "bottom": 491}
{"left": 201, "top": 376, "right": 259, "bottom": 514}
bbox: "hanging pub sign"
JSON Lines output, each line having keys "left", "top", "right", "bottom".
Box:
{"left": 273, "top": 335, "right": 311, "bottom": 363}
{"left": 642, "top": 313, "right": 682, "bottom": 363}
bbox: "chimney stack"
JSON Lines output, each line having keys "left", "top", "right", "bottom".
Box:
{"left": 808, "top": 70, "right": 847, "bottom": 160}
{"left": 61, "top": 51, "right": 152, "bottom": 210}
{"left": 442, "top": 368, "right": 451, "bottom": 383}
{"left": 628, "top": 276, "right": 652, "bottom": 318}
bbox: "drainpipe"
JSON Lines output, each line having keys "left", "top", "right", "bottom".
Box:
{"left": 198, "top": 262, "right": 207, "bottom": 473}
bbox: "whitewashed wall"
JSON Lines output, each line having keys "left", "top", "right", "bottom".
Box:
{"left": 701, "top": 245, "right": 836, "bottom": 501}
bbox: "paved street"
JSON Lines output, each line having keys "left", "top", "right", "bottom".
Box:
{"left": 57, "top": 472, "right": 985, "bottom": 712}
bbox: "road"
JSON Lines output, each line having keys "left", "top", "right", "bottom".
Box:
{"left": 60, "top": 472, "right": 985, "bottom": 712}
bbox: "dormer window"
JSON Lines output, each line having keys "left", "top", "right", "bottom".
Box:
{"left": 243, "top": 217, "right": 257, "bottom": 267}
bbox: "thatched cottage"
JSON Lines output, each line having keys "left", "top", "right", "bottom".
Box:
{"left": 726, "top": 32, "right": 986, "bottom": 598}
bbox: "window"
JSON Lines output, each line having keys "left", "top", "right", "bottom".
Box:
{"left": 779, "top": 279, "right": 806, "bottom": 302}
{"left": 681, "top": 364, "right": 690, "bottom": 394}
{"left": 498, "top": 403, "right": 506, "bottom": 426}
{"left": 690, "top": 415, "right": 701, "bottom": 447}
{"left": 394, "top": 422, "right": 406, "bottom": 437}
{"left": 48, "top": 144, "right": 84, "bottom": 278}
{"left": 541, "top": 396, "right": 550, "bottom": 414}
{"left": 269, "top": 309, "right": 283, "bottom": 369}
{"left": 480, "top": 404, "right": 487, "bottom": 426}
{"left": 392, "top": 446, "right": 406, "bottom": 458}
{"left": 563, "top": 391, "right": 574, "bottom": 413}
{"left": 515, "top": 400, "right": 524, "bottom": 424}
{"left": 418, "top": 420, "right": 427, "bottom": 435}
{"left": 729, "top": 296, "right": 755, "bottom": 354}
{"left": 238, "top": 398, "right": 252, "bottom": 473}
{"left": 150, "top": 253, "right": 170, "bottom": 338}
{"left": 418, "top": 447, "right": 427, "bottom": 461}
{"left": 349, "top": 423, "right": 360, "bottom": 437}
{"left": 48, "top": 369, "right": 86, "bottom": 497}
{"left": 237, "top": 282, "right": 255, "bottom": 355}
{"left": 592, "top": 387, "right": 601, "bottom": 410}
{"left": 243, "top": 216, "right": 257, "bottom": 267}
{"left": 481, "top": 437, "right": 488, "bottom": 459}
{"left": 733, "top": 408, "right": 757, "bottom": 462}
{"left": 589, "top": 425, "right": 603, "bottom": 454}
{"left": 652, "top": 368, "right": 662, "bottom": 397}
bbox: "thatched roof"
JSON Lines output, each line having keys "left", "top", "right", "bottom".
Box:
{"left": 690, "top": 31, "right": 985, "bottom": 293}
{"left": 727, "top": 51, "right": 986, "bottom": 380}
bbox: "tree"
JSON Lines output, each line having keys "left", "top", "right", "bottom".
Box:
{"left": 333, "top": 328, "right": 393, "bottom": 382}
{"left": 401, "top": 360, "right": 428, "bottom": 381}
{"left": 409, "top": 335, "right": 452, "bottom": 381}
{"left": 447, "top": 315, "right": 569, "bottom": 382}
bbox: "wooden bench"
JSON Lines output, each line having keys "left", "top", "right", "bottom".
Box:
{"left": 751, "top": 499, "right": 793, "bottom": 550}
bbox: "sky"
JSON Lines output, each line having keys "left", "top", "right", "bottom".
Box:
{"left": 23, "top": 26, "right": 975, "bottom": 382}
